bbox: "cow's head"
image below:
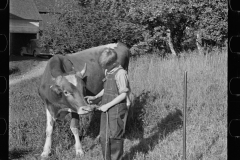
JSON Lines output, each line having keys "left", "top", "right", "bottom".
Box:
{"left": 50, "top": 63, "right": 94, "bottom": 115}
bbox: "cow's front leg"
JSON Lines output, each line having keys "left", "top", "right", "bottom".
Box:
{"left": 71, "top": 113, "right": 84, "bottom": 157}
{"left": 41, "top": 108, "right": 54, "bottom": 159}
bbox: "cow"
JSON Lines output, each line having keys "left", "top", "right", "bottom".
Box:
{"left": 38, "top": 42, "right": 130, "bottom": 159}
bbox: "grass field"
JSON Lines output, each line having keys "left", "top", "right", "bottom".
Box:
{"left": 9, "top": 49, "right": 227, "bottom": 160}
{"left": 9, "top": 55, "right": 48, "bottom": 78}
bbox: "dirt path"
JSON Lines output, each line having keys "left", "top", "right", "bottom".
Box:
{"left": 9, "top": 61, "right": 48, "bottom": 86}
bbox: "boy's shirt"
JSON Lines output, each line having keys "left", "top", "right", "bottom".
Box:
{"left": 105, "top": 65, "right": 131, "bottom": 107}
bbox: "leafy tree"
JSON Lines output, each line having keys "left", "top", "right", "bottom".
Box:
{"left": 40, "top": 0, "right": 227, "bottom": 56}
{"left": 40, "top": 0, "right": 142, "bottom": 54}
{"left": 184, "top": 0, "right": 228, "bottom": 52}
{"left": 126, "top": 0, "right": 227, "bottom": 55}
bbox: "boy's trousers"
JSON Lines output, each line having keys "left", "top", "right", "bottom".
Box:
{"left": 100, "top": 103, "right": 128, "bottom": 160}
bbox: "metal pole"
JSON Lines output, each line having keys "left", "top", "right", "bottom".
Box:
{"left": 105, "top": 111, "right": 109, "bottom": 160}
{"left": 183, "top": 71, "right": 187, "bottom": 160}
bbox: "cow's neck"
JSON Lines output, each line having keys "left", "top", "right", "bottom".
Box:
{"left": 66, "top": 55, "right": 86, "bottom": 73}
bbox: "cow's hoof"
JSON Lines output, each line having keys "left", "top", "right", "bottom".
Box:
{"left": 40, "top": 153, "right": 49, "bottom": 160}
{"left": 76, "top": 149, "right": 84, "bottom": 157}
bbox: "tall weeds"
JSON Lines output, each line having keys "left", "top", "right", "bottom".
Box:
{"left": 126, "top": 49, "right": 227, "bottom": 160}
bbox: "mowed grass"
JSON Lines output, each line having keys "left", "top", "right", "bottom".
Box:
{"left": 9, "top": 55, "right": 47, "bottom": 78}
{"left": 9, "top": 49, "right": 227, "bottom": 160}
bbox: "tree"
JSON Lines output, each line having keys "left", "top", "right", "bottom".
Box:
{"left": 126, "top": 0, "right": 227, "bottom": 55}
{"left": 40, "top": 0, "right": 227, "bottom": 56}
{"left": 40, "top": 0, "right": 142, "bottom": 54}
{"left": 183, "top": 0, "right": 228, "bottom": 53}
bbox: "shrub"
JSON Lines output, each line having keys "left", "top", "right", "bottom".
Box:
{"left": 40, "top": 0, "right": 227, "bottom": 56}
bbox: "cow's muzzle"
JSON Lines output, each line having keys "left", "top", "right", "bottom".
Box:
{"left": 77, "top": 105, "right": 99, "bottom": 114}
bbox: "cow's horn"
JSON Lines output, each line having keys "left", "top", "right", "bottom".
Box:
{"left": 80, "top": 63, "right": 87, "bottom": 77}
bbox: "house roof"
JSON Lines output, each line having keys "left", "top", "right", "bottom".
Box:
{"left": 10, "top": 0, "right": 42, "bottom": 21}
{"left": 33, "top": 0, "right": 62, "bottom": 13}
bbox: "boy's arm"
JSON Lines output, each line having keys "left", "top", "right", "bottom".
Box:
{"left": 85, "top": 89, "right": 104, "bottom": 104}
{"left": 115, "top": 68, "right": 131, "bottom": 107}
{"left": 115, "top": 69, "right": 129, "bottom": 94}
{"left": 126, "top": 94, "right": 131, "bottom": 108}
{"left": 98, "top": 92, "right": 127, "bottom": 111}
{"left": 107, "top": 92, "right": 127, "bottom": 108}
{"left": 95, "top": 89, "right": 104, "bottom": 98}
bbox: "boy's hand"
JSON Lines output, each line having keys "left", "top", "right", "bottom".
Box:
{"left": 97, "top": 104, "right": 110, "bottom": 112}
{"left": 84, "top": 96, "right": 96, "bottom": 104}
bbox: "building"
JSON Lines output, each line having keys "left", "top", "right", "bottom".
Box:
{"left": 33, "top": 0, "right": 62, "bottom": 31}
{"left": 10, "top": 0, "right": 42, "bottom": 55}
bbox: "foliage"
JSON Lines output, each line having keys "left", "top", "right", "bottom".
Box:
{"left": 126, "top": 0, "right": 227, "bottom": 54}
{"left": 40, "top": 0, "right": 142, "bottom": 54}
{"left": 184, "top": 0, "right": 228, "bottom": 46}
{"left": 40, "top": 0, "right": 227, "bottom": 56}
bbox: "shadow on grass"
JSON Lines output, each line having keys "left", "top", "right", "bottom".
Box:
{"left": 123, "top": 91, "right": 183, "bottom": 160}
{"left": 83, "top": 96, "right": 103, "bottom": 139}
{"left": 124, "top": 91, "right": 157, "bottom": 140}
{"left": 9, "top": 66, "right": 20, "bottom": 75}
{"left": 9, "top": 148, "right": 33, "bottom": 159}
{"left": 85, "top": 111, "right": 101, "bottom": 138}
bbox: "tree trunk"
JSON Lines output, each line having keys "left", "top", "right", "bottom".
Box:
{"left": 196, "top": 31, "right": 203, "bottom": 54}
{"left": 166, "top": 29, "right": 177, "bottom": 56}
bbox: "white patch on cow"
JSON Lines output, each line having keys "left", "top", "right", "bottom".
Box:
{"left": 65, "top": 75, "right": 78, "bottom": 86}
{"left": 67, "top": 108, "right": 78, "bottom": 113}
{"left": 106, "top": 43, "right": 118, "bottom": 49}
{"left": 41, "top": 109, "right": 54, "bottom": 157}
{"left": 70, "top": 127, "right": 84, "bottom": 156}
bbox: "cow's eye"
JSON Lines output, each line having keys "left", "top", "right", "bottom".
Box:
{"left": 63, "top": 90, "right": 71, "bottom": 96}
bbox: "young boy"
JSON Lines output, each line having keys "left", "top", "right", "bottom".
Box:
{"left": 86, "top": 48, "right": 130, "bottom": 160}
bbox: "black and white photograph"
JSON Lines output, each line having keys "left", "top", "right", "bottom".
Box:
{"left": 9, "top": 0, "right": 228, "bottom": 159}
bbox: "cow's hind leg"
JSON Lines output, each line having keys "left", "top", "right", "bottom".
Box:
{"left": 71, "top": 112, "right": 84, "bottom": 157}
{"left": 41, "top": 108, "right": 54, "bottom": 159}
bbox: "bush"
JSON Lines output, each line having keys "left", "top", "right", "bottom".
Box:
{"left": 40, "top": 0, "right": 227, "bottom": 57}
{"left": 40, "top": 1, "right": 142, "bottom": 54}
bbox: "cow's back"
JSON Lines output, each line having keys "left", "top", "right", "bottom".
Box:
{"left": 70, "top": 42, "right": 129, "bottom": 70}
{"left": 68, "top": 42, "right": 130, "bottom": 95}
